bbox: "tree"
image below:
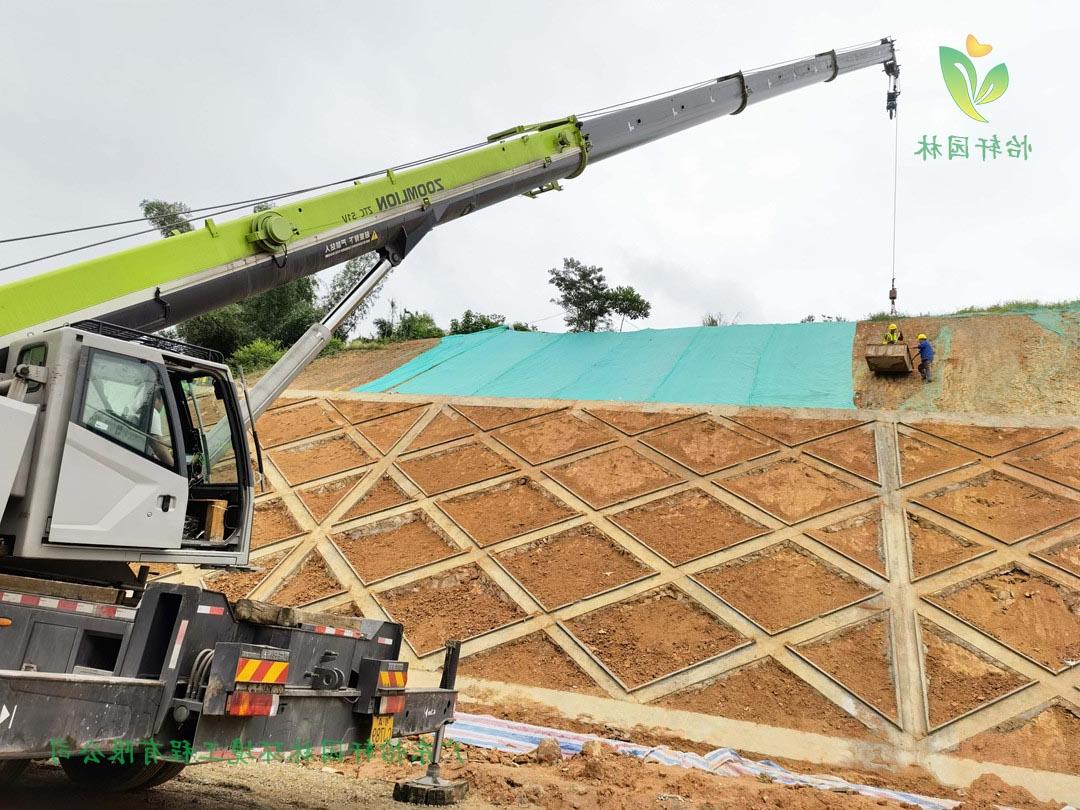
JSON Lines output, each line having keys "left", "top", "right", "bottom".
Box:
{"left": 609, "top": 285, "right": 651, "bottom": 332}
{"left": 449, "top": 310, "right": 505, "bottom": 334}
{"left": 395, "top": 310, "right": 444, "bottom": 340}
{"left": 548, "top": 258, "right": 651, "bottom": 332}
{"left": 141, "top": 199, "right": 193, "bottom": 237}
{"left": 702, "top": 312, "right": 739, "bottom": 327}
{"left": 510, "top": 321, "right": 538, "bottom": 332}
{"left": 320, "top": 253, "right": 383, "bottom": 339}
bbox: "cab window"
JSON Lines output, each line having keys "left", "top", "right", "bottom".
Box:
{"left": 77, "top": 351, "right": 178, "bottom": 471}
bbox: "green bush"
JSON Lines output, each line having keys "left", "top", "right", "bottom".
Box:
{"left": 229, "top": 339, "right": 283, "bottom": 373}
{"left": 319, "top": 335, "right": 346, "bottom": 357}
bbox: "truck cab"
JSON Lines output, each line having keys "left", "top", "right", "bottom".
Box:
{"left": 1, "top": 322, "right": 253, "bottom": 575}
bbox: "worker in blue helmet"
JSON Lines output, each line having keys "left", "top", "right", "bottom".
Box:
{"left": 917, "top": 333, "right": 934, "bottom": 382}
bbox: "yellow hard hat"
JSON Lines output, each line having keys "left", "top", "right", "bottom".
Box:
{"left": 888, "top": 323, "right": 898, "bottom": 330}
{"left": 917, "top": 333, "right": 927, "bottom": 340}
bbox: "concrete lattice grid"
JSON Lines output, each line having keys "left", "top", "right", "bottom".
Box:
{"left": 162, "top": 393, "right": 1080, "bottom": 804}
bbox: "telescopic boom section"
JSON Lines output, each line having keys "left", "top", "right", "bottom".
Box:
{"left": 0, "top": 39, "right": 896, "bottom": 346}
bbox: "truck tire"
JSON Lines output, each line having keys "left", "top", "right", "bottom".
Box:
{"left": 138, "top": 760, "right": 186, "bottom": 789}
{"left": 0, "top": 759, "right": 30, "bottom": 786}
{"left": 60, "top": 757, "right": 170, "bottom": 792}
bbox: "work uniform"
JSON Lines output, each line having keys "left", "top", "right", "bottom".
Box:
{"left": 882, "top": 326, "right": 904, "bottom": 344}
{"left": 918, "top": 338, "right": 935, "bottom": 382}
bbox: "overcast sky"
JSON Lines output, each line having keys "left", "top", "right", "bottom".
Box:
{"left": 2, "top": 1, "right": 1075, "bottom": 334}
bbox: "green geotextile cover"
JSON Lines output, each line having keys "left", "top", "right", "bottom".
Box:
{"left": 355, "top": 322, "right": 857, "bottom": 409}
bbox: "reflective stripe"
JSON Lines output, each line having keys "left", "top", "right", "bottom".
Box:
{"left": 0, "top": 590, "right": 136, "bottom": 621}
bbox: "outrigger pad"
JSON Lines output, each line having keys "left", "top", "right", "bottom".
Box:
{"left": 393, "top": 774, "right": 470, "bottom": 805}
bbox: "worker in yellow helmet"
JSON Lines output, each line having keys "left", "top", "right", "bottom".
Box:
{"left": 916, "top": 333, "right": 935, "bottom": 382}
{"left": 882, "top": 323, "right": 904, "bottom": 344}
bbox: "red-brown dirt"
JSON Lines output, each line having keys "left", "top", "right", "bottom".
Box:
{"left": 268, "top": 550, "right": 344, "bottom": 607}
{"left": 327, "top": 398, "right": 426, "bottom": 425}
{"left": 717, "top": 457, "right": 873, "bottom": 524}
{"left": 610, "top": 487, "right": 770, "bottom": 564}
{"left": 355, "top": 407, "right": 426, "bottom": 454}
{"left": 898, "top": 432, "right": 978, "bottom": 485}
{"left": 795, "top": 613, "right": 899, "bottom": 721}
{"left": 377, "top": 563, "right": 526, "bottom": 656}
{"left": 913, "top": 423, "right": 1062, "bottom": 457}
{"left": 919, "top": 618, "right": 1031, "bottom": 728}
{"left": 336, "top": 473, "right": 413, "bottom": 523}
{"left": 545, "top": 446, "right": 683, "bottom": 509}
{"left": 404, "top": 409, "right": 474, "bottom": 452}
{"left": 459, "top": 631, "right": 606, "bottom": 696}
{"left": 805, "top": 508, "right": 887, "bottom": 577}
{"left": 493, "top": 524, "right": 653, "bottom": 609}
{"left": 804, "top": 426, "right": 880, "bottom": 483}
{"left": 269, "top": 433, "right": 372, "bottom": 485}
{"left": 437, "top": 477, "right": 578, "bottom": 547}
{"left": 452, "top": 404, "right": 562, "bottom": 430}
{"left": 907, "top": 512, "right": 990, "bottom": 580}
{"left": 915, "top": 471, "right": 1080, "bottom": 544}
{"left": 953, "top": 702, "right": 1080, "bottom": 776}
{"left": 203, "top": 551, "right": 287, "bottom": 602}
{"left": 926, "top": 566, "right": 1080, "bottom": 672}
{"left": 332, "top": 510, "right": 462, "bottom": 583}
{"left": 695, "top": 541, "right": 877, "bottom": 634}
{"left": 494, "top": 412, "right": 614, "bottom": 465}
{"left": 251, "top": 498, "right": 304, "bottom": 548}
{"left": 584, "top": 407, "right": 699, "bottom": 435}
{"left": 256, "top": 401, "right": 344, "bottom": 447}
{"left": 728, "top": 414, "right": 866, "bottom": 446}
{"left": 274, "top": 338, "right": 438, "bottom": 391}
{"left": 565, "top": 587, "right": 747, "bottom": 689}
{"left": 1008, "top": 429, "right": 1080, "bottom": 489}
{"left": 640, "top": 416, "right": 776, "bottom": 476}
{"left": 296, "top": 472, "right": 365, "bottom": 523}
{"left": 397, "top": 442, "right": 517, "bottom": 495}
{"left": 658, "top": 655, "right": 873, "bottom": 739}
{"left": 1032, "top": 533, "right": 1080, "bottom": 577}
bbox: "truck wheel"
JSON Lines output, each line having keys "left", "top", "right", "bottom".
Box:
{"left": 0, "top": 759, "right": 30, "bottom": 786}
{"left": 139, "top": 760, "right": 186, "bottom": 789}
{"left": 60, "top": 757, "right": 169, "bottom": 792}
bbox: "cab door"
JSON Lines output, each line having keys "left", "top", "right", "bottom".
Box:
{"left": 50, "top": 348, "right": 188, "bottom": 549}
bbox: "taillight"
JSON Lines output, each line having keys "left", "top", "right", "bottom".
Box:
{"left": 226, "top": 691, "right": 280, "bottom": 717}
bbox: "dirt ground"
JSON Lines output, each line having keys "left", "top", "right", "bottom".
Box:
{"left": 805, "top": 508, "right": 887, "bottom": 577}
{"left": 357, "top": 407, "right": 428, "bottom": 453}
{"left": 953, "top": 702, "right": 1080, "bottom": 776}
{"left": 718, "top": 457, "right": 871, "bottom": 524}
{"left": 545, "top": 446, "right": 683, "bottom": 509}
{"left": 564, "top": 587, "right": 747, "bottom": 688}
{"left": 804, "top": 426, "right": 880, "bottom": 483}
{"left": 897, "top": 433, "right": 977, "bottom": 485}
{"left": 407, "top": 409, "right": 475, "bottom": 451}
{"left": 332, "top": 511, "right": 461, "bottom": 583}
{"left": 256, "top": 401, "right": 344, "bottom": 447}
{"left": 377, "top": 563, "right": 526, "bottom": 655}
{"left": 852, "top": 311, "right": 1080, "bottom": 417}
{"left": 296, "top": 472, "right": 365, "bottom": 523}
{"left": 250, "top": 497, "right": 304, "bottom": 547}
{"left": 915, "top": 471, "right": 1080, "bottom": 544}
{"left": 268, "top": 550, "right": 343, "bottom": 607}
{"left": 907, "top": 512, "right": 989, "bottom": 580}
{"left": 493, "top": 524, "right": 653, "bottom": 610}
{"left": 640, "top": 416, "right": 775, "bottom": 475}
{"left": 926, "top": 566, "right": 1080, "bottom": 672}
{"left": 459, "top": 632, "right": 606, "bottom": 696}
{"left": 8, "top": 747, "right": 1062, "bottom": 810}
{"left": 269, "top": 433, "right": 372, "bottom": 485}
{"left": 337, "top": 473, "right": 414, "bottom": 522}
{"left": 919, "top": 618, "right": 1030, "bottom": 728}
{"left": 494, "top": 412, "right": 615, "bottom": 465}
{"left": 695, "top": 542, "right": 876, "bottom": 634}
{"left": 659, "top": 655, "right": 874, "bottom": 740}
{"left": 398, "top": 442, "right": 518, "bottom": 495}
{"left": 438, "top": 477, "right": 578, "bottom": 546}
{"left": 611, "top": 487, "right": 770, "bottom": 564}
{"left": 795, "top": 614, "right": 899, "bottom": 721}
{"left": 729, "top": 415, "right": 866, "bottom": 446}
{"left": 584, "top": 407, "right": 698, "bottom": 435}
{"left": 454, "top": 404, "right": 562, "bottom": 430}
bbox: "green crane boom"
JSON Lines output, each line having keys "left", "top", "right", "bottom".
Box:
{"left": 0, "top": 39, "right": 897, "bottom": 347}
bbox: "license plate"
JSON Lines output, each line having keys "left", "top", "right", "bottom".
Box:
{"left": 369, "top": 714, "right": 394, "bottom": 746}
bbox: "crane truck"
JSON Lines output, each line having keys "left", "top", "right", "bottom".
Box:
{"left": 0, "top": 39, "right": 899, "bottom": 793}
